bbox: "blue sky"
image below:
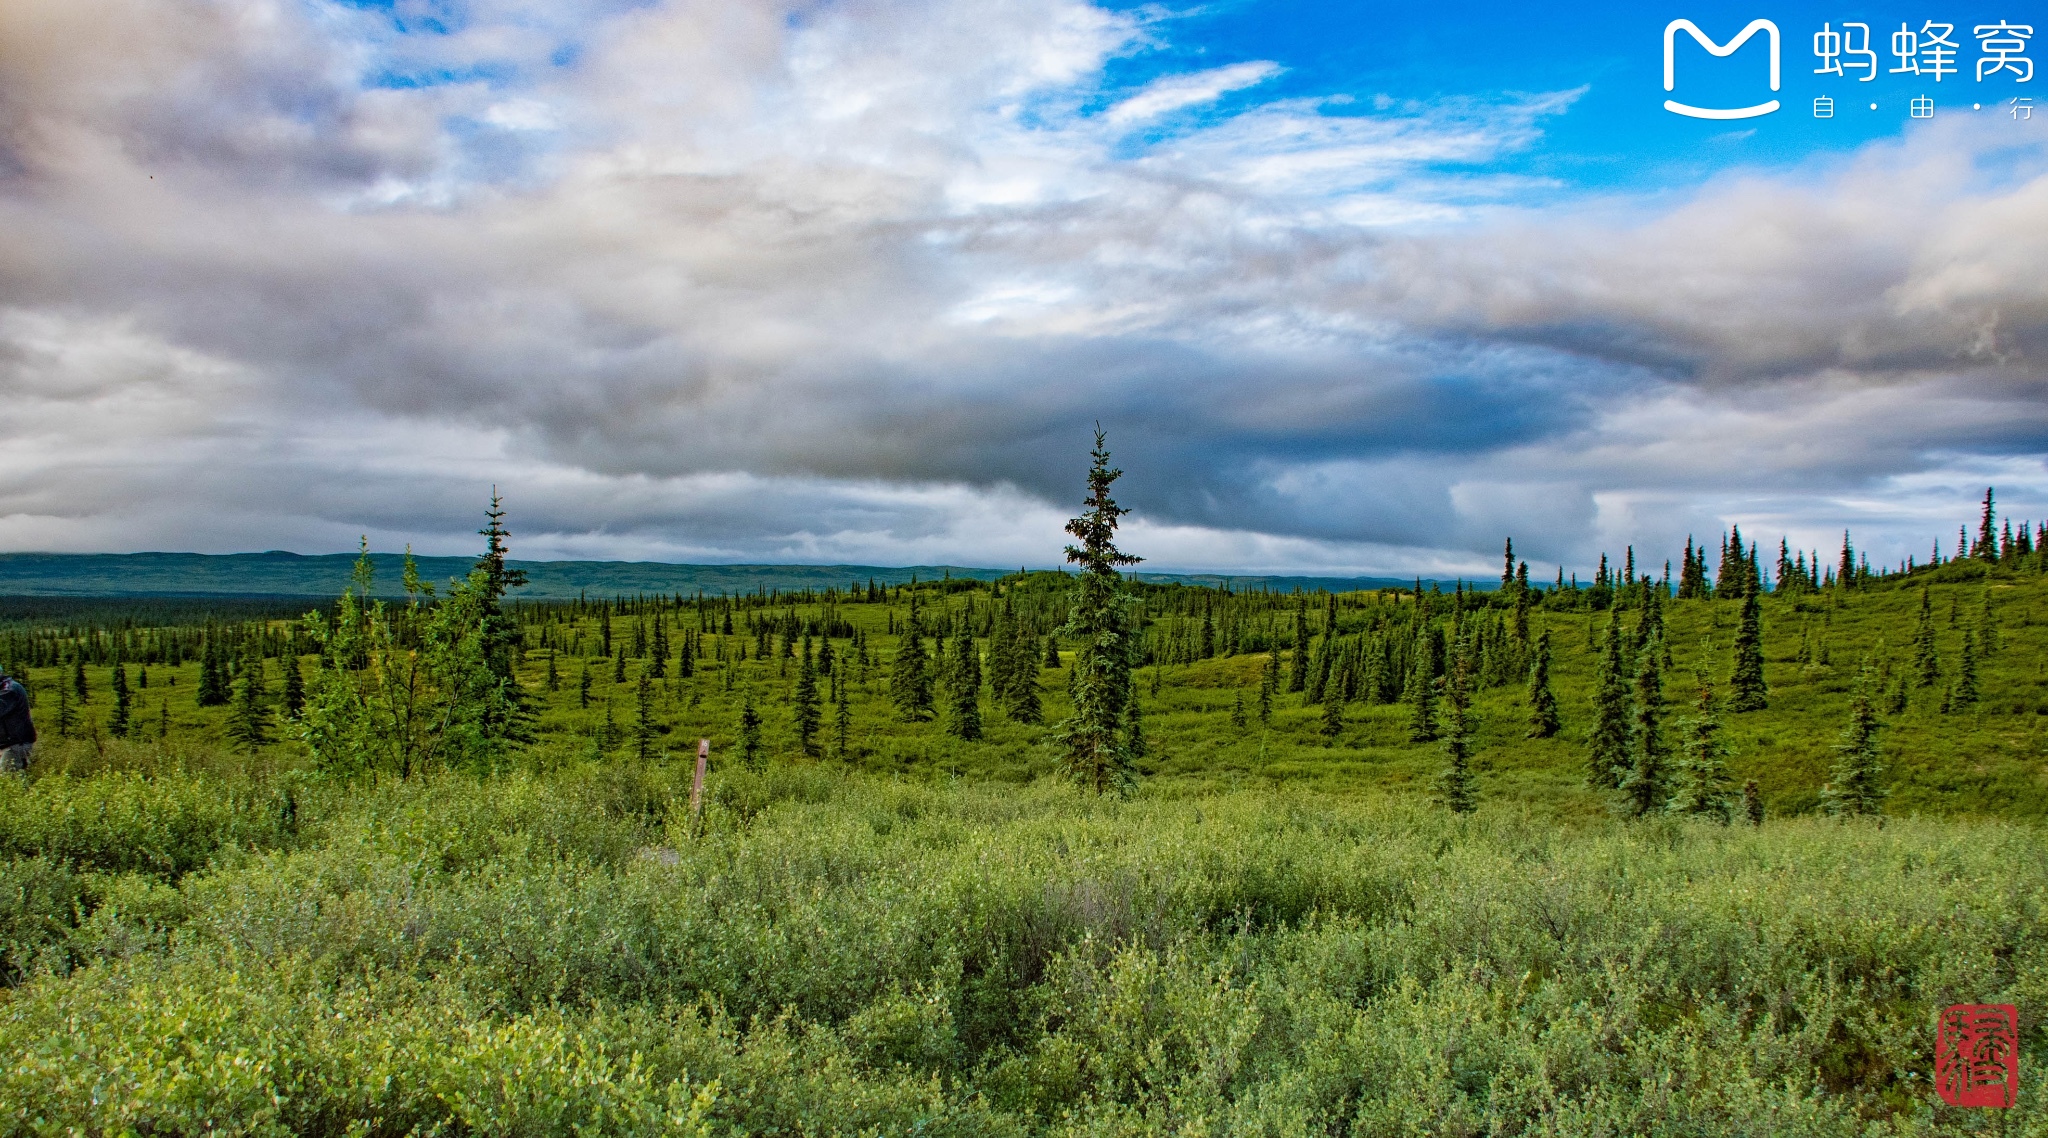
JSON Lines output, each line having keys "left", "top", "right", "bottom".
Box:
{"left": 0, "top": 0, "right": 2043, "bottom": 577}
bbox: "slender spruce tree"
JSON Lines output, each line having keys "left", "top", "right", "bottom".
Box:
{"left": 1912, "top": 588, "right": 1940, "bottom": 687}
{"left": 1619, "top": 634, "right": 1669, "bottom": 816}
{"left": 1287, "top": 610, "right": 1309, "bottom": 693}
{"left": 1434, "top": 646, "right": 1477, "bottom": 813}
{"left": 226, "top": 654, "right": 271, "bottom": 753}
{"left": 988, "top": 604, "right": 1019, "bottom": 712}
{"left": 738, "top": 696, "right": 763, "bottom": 770}
{"left": 1976, "top": 487, "right": 1998, "bottom": 561}
{"left": 1728, "top": 591, "right": 1767, "bottom": 711}
{"left": 834, "top": 686, "right": 853, "bottom": 760}
{"left": 891, "top": 615, "right": 934, "bottom": 722}
{"left": 1525, "top": 628, "right": 1560, "bottom": 738}
{"left": 1822, "top": 668, "right": 1887, "bottom": 817}
{"left": 1258, "top": 650, "right": 1278, "bottom": 726}
{"left": 471, "top": 494, "right": 531, "bottom": 740}
{"left": 54, "top": 685, "right": 75, "bottom": 738}
{"left": 1954, "top": 629, "right": 1979, "bottom": 706}
{"left": 634, "top": 672, "right": 658, "bottom": 762}
{"left": 1588, "top": 611, "right": 1630, "bottom": 788}
{"left": 792, "top": 649, "right": 821, "bottom": 755}
{"left": 1007, "top": 620, "right": 1044, "bottom": 726}
{"left": 1054, "top": 429, "right": 1143, "bottom": 796}
{"left": 1405, "top": 651, "right": 1438, "bottom": 743}
{"left": 947, "top": 632, "right": 982, "bottom": 741}
{"left": 1742, "top": 779, "right": 1765, "bottom": 825}
{"left": 1668, "top": 673, "right": 1734, "bottom": 823}
{"left": 109, "top": 662, "right": 131, "bottom": 738}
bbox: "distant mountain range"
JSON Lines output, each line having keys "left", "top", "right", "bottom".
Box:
{"left": 0, "top": 551, "right": 1467, "bottom": 599}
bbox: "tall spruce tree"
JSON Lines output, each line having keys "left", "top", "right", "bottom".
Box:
{"left": 1006, "top": 619, "right": 1044, "bottom": 726}
{"left": 1434, "top": 644, "right": 1477, "bottom": 813}
{"left": 947, "top": 632, "right": 982, "bottom": 741}
{"left": 891, "top": 617, "right": 935, "bottom": 721}
{"left": 1976, "top": 486, "right": 1998, "bottom": 562}
{"left": 1955, "top": 629, "right": 1979, "bottom": 706}
{"left": 226, "top": 654, "right": 271, "bottom": 753}
{"left": 1405, "top": 651, "right": 1438, "bottom": 743}
{"left": 634, "top": 672, "right": 659, "bottom": 762}
{"left": 738, "top": 696, "right": 763, "bottom": 770}
{"left": 471, "top": 495, "right": 530, "bottom": 736}
{"left": 1728, "top": 591, "right": 1768, "bottom": 711}
{"left": 1525, "top": 628, "right": 1560, "bottom": 738}
{"left": 987, "top": 604, "right": 1019, "bottom": 712}
{"left": 1619, "top": 634, "right": 1669, "bottom": 816}
{"left": 1668, "top": 673, "right": 1734, "bottom": 823}
{"left": 1258, "top": 649, "right": 1278, "bottom": 725}
{"left": 834, "top": 686, "right": 853, "bottom": 760}
{"left": 282, "top": 654, "right": 305, "bottom": 718}
{"left": 109, "top": 662, "right": 131, "bottom": 738}
{"left": 1822, "top": 668, "right": 1886, "bottom": 817}
{"left": 1912, "top": 588, "right": 1940, "bottom": 687}
{"left": 1287, "top": 610, "right": 1309, "bottom": 693}
{"left": 792, "top": 650, "right": 821, "bottom": 755}
{"left": 1588, "top": 611, "right": 1630, "bottom": 788}
{"left": 1053, "top": 429, "right": 1143, "bottom": 796}
{"left": 54, "top": 685, "right": 75, "bottom": 739}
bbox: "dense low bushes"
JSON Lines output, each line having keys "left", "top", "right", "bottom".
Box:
{"left": 2, "top": 763, "right": 2043, "bottom": 1135}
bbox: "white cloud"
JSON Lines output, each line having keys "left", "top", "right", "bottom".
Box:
{"left": 0, "top": 0, "right": 2039, "bottom": 577}
{"left": 1103, "top": 60, "right": 1281, "bottom": 125}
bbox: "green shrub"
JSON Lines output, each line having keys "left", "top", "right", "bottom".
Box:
{"left": 2, "top": 767, "right": 2042, "bottom": 1135}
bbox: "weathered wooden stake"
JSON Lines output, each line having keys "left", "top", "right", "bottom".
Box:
{"left": 690, "top": 738, "right": 709, "bottom": 827}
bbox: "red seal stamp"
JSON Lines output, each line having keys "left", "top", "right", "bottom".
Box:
{"left": 1935, "top": 1004, "right": 2019, "bottom": 1108}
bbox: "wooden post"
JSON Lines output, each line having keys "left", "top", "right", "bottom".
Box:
{"left": 690, "top": 738, "right": 709, "bottom": 827}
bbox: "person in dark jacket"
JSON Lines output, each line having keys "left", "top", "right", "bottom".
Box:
{"left": 0, "top": 670, "right": 35, "bottom": 773}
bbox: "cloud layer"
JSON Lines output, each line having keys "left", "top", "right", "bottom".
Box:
{"left": 1, "top": 0, "right": 2044, "bottom": 576}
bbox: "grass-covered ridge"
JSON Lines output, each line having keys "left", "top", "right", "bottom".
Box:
{"left": 3, "top": 762, "right": 2043, "bottom": 1135}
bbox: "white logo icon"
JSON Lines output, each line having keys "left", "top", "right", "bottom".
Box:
{"left": 1665, "top": 18, "right": 1782, "bottom": 118}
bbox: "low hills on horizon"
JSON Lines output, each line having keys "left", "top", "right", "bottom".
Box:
{"left": 0, "top": 550, "right": 1442, "bottom": 600}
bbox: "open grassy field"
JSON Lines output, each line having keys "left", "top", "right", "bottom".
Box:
{"left": 16, "top": 556, "right": 2048, "bottom": 819}
{"left": 1, "top": 559, "right": 2044, "bottom": 1133}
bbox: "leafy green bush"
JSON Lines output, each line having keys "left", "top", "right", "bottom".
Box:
{"left": 1, "top": 767, "right": 2041, "bottom": 1134}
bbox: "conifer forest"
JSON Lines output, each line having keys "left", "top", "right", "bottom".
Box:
{"left": 2, "top": 466, "right": 2045, "bottom": 1135}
